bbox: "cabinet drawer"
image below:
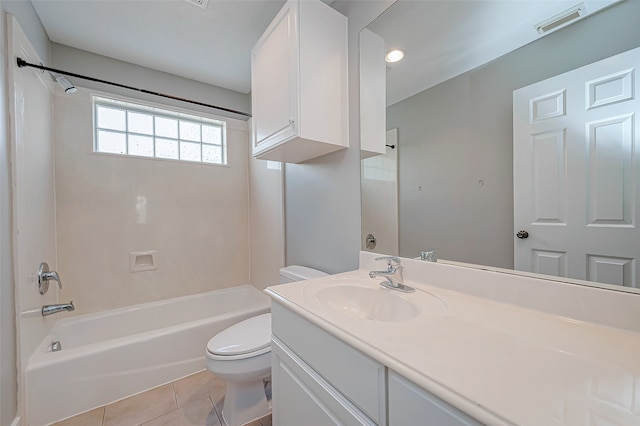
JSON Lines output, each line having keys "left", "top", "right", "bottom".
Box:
{"left": 272, "top": 337, "right": 376, "bottom": 425}
{"left": 389, "top": 371, "right": 482, "bottom": 426}
{"left": 272, "top": 303, "right": 386, "bottom": 424}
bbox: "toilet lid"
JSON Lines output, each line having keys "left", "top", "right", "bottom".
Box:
{"left": 207, "top": 313, "right": 271, "bottom": 356}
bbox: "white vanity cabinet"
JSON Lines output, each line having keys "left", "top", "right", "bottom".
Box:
{"left": 271, "top": 303, "right": 386, "bottom": 425}
{"left": 270, "top": 302, "right": 484, "bottom": 425}
{"left": 250, "top": 0, "right": 348, "bottom": 163}
{"left": 388, "top": 372, "right": 483, "bottom": 426}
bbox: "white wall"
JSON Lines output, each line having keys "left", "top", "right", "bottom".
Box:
{"left": 284, "top": 0, "right": 394, "bottom": 275}
{"left": 249, "top": 158, "right": 284, "bottom": 290}
{"left": 387, "top": 1, "right": 640, "bottom": 269}
{"left": 6, "top": 14, "right": 58, "bottom": 425}
{"left": 0, "top": 9, "right": 17, "bottom": 426}
{"left": 53, "top": 89, "right": 251, "bottom": 315}
{"left": 1, "top": 2, "right": 51, "bottom": 423}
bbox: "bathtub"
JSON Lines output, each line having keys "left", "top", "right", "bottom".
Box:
{"left": 25, "top": 285, "right": 271, "bottom": 426}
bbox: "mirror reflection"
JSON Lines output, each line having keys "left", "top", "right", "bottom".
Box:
{"left": 360, "top": 0, "right": 640, "bottom": 291}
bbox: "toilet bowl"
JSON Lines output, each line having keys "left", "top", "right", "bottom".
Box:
{"left": 205, "top": 266, "right": 328, "bottom": 426}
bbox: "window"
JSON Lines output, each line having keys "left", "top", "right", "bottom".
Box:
{"left": 93, "top": 96, "right": 226, "bottom": 165}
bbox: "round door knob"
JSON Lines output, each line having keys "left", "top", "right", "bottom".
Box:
{"left": 516, "top": 230, "right": 529, "bottom": 239}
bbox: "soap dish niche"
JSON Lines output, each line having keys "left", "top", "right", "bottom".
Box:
{"left": 130, "top": 250, "right": 158, "bottom": 272}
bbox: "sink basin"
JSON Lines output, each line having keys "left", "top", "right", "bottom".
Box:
{"left": 315, "top": 285, "right": 420, "bottom": 322}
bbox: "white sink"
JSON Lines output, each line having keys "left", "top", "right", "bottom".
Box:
{"left": 315, "top": 285, "right": 420, "bottom": 322}
{"left": 302, "top": 276, "right": 447, "bottom": 322}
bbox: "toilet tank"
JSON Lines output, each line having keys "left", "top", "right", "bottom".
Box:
{"left": 279, "top": 266, "right": 328, "bottom": 284}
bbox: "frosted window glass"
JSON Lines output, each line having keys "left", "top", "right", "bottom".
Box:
{"left": 202, "top": 125, "right": 222, "bottom": 144}
{"left": 97, "top": 130, "right": 126, "bottom": 154}
{"left": 155, "top": 117, "right": 178, "bottom": 138}
{"left": 180, "top": 120, "right": 201, "bottom": 142}
{"left": 156, "top": 138, "right": 179, "bottom": 159}
{"left": 93, "top": 96, "right": 226, "bottom": 165}
{"left": 97, "top": 106, "right": 125, "bottom": 131}
{"left": 180, "top": 141, "right": 201, "bottom": 162}
{"left": 202, "top": 144, "right": 222, "bottom": 164}
{"left": 128, "top": 111, "right": 153, "bottom": 135}
{"left": 129, "top": 135, "right": 154, "bottom": 157}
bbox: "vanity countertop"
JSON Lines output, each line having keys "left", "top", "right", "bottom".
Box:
{"left": 265, "top": 267, "right": 640, "bottom": 426}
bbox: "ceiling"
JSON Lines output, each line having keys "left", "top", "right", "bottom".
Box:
{"left": 31, "top": 0, "right": 286, "bottom": 94}
{"left": 368, "top": 0, "right": 621, "bottom": 106}
{"left": 30, "top": 0, "right": 620, "bottom": 100}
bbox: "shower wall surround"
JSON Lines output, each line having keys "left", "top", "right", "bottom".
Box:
{"left": 54, "top": 89, "right": 252, "bottom": 315}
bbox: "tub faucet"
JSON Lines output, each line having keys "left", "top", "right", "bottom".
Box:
{"left": 42, "top": 301, "right": 75, "bottom": 316}
{"left": 369, "top": 256, "right": 415, "bottom": 293}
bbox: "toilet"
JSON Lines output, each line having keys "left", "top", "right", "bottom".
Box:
{"left": 205, "top": 266, "right": 328, "bottom": 426}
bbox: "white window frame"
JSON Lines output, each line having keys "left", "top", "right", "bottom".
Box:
{"left": 92, "top": 95, "right": 227, "bottom": 165}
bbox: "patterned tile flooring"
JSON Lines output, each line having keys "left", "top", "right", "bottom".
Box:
{"left": 52, "top": 370, "right": 272, "bottom": 426}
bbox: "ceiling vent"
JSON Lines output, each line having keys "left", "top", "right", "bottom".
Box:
{"left": 184, "top": 0, "right": 209, "bottom": 10}
{"left": 534, "top": 3, "right": 586, "bottom": 34}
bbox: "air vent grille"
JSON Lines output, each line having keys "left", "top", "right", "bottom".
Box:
{"left": 535, "top": 3, "right": 586, "bottom": 34}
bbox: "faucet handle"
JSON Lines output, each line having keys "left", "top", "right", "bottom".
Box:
{"left": 43, "top": 270, "right": 62, "bottom": 289}
{"left": 420, "top": 249, "right": 437, "bottom": 262}
{"left": 374, "top": 256, "right": 401, "bottom": 270}
{"left": 38, "top": 262, "right": 62, "bottom": 295}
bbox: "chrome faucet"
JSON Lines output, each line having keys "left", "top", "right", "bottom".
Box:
{"left": 421, "top": 249, "right": 437, "bottom": 262}
{"left": 369, "top": 256, "right": 415, "bottom": 293}
{"left": 38, "top": 262, "right": 62, "bottom": 295}
{"left": 42, "top": 301, "right": 75, "bottom": 316}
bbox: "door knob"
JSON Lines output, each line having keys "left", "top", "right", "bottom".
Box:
{"left": 516, "top": 230, "right": 529, "bottom": 239}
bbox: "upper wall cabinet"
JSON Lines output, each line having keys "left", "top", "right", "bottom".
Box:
{"left": 251, "top": 0, "right": 348, "bottom": 164}
{"left": 359, "top": 28, "right": 386, "bottom": 158}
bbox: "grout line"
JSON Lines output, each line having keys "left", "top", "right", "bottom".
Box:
{"left": 210, "top": 394, "right": 223, "bottom": 425}
{"left": 171, "top": 381, "right": 179, "bottom": 408}
{"left": 101, "top": 406, "right": 106, "bottom": 426}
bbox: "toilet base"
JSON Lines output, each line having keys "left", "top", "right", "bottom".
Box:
{"left": 221, "top": 379, "right": 270, "bottom": 426}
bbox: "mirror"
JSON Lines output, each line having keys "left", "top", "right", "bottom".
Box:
{"left": 360, "top": 0, "right": 640, "bottom": 292}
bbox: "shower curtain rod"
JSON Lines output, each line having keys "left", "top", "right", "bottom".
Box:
{"left": 16, "top": 57, "right": 252, "bottom": 118}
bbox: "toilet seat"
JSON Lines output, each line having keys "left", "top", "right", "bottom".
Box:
{"left": 206, "top": 313, "right": 271, "bottom": 360}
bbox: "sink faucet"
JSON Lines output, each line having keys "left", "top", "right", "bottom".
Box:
{"left": 369, "top": 256, "right": 415, "bottom": 293}
{"left": 42, "top": 301, "right": 75, "bottom": 316}
{"left": 421, "top": 249, "right": 437, "bottom": 262}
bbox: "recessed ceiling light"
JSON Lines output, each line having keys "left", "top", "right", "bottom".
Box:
{"left": 385, "top": 49, "right": 405, "bottom": 63}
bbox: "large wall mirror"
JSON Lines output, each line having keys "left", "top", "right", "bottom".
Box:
{"left": 360, "top": 0, "right": 640, "bottom": 292}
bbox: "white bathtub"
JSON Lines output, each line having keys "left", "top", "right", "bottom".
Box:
{"left": 25, "top": 285, "right": 271, "bottom": 426}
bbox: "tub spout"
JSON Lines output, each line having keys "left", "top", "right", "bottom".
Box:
{"left": 42, "top": 301, "right": 74, "bottom": 316}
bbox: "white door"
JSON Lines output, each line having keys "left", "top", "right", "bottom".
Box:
{"left": 513, "top": 47, "right": 640, "bottom": 288}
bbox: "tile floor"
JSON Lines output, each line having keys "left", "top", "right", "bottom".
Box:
{"left": 52, "top": 370, "right": 272, "bottom": 426}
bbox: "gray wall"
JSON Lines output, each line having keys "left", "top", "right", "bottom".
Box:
{"left": 388, "top": 1, "right": 640, "bottom": 269}
{"left": 3, "top": 0, "right": 49, "bottom": 62}
{"left": 51, "top": 43, "right": 250, "bottom": 120}
{"left": 1, "top": 2, "right": 50, "bottom": 424}
{"left": 284, "top": 0, "right": 394, "bottom": 274}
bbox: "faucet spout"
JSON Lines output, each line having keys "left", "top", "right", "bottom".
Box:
{"left": 369, "top": 256, "right": 414, "bottom": 293}
{"left": 42, "top": 301, "right": 75, "bottom": 316}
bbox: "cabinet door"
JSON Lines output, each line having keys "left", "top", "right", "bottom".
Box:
{"left": 251, "top": 0, "right": 298, "bottom": 155}
{"left": 389, "top": 372, "right": 482, "bottom": 426}
{"left": 272, "top": 338, "right": 377, "bottom": 426}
